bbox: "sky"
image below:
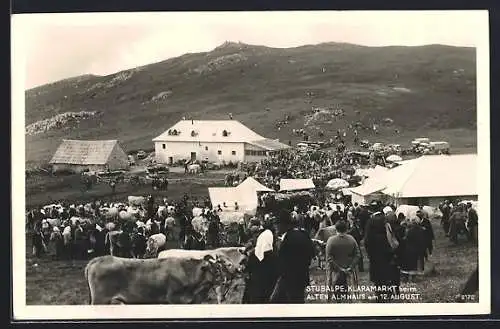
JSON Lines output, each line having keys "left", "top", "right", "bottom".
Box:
{"left": 12, "top": 10, "right": 488, "bottom": 89}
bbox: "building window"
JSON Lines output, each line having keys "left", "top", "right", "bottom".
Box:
{"left": 205, "top": 146, "right": 208, "bottom": 151}
{"left": 232, "top": 151, "right": 236, "bottom": 155}
{"left": 162, "top": 144, "right": 166, "bottom": 149}
{"left": 218, "top": 150, "right": 222, "bottom": 155}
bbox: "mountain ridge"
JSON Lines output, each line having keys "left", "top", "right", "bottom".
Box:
{"left": 25, "top": 41, "right": 477, "bottom": 165}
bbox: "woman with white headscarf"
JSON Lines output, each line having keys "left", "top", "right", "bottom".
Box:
{"left": 242, "top": 222, "right": 279, "bottom": 304}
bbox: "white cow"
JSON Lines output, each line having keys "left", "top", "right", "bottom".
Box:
{"left": 157, "top": 206, "right": 168, "bottom": 219}
{"left": 192, "top": 207, "right": 210, "bottom": 218}
{"left": 188, "top": 164, "right": 201, "bottom": 174}
{"left": 218, "top": 212, "right": 245, "bottom": 226}
{"left": 145, "top": 233, "right": 167, "bottom": 257}
{"left": 128, "top": 196, "right": 146, "bottom": 207}
{"left": 191, "top": 216, "right": 209, "bottom": 236}
{"left": 328, "top": 203, "right": 345, "bottom": 212}
{"left": 45, "top": 218, "right": 61, "bottom": 227}
{"left": 118, "top": 210, "right": 136, "bottom": 221}
{"left": 395, "top": 205, "right": 442, "bottom": 220}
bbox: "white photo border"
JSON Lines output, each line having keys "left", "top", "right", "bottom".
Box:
{"left": 11, "top": 10, "right": 491, "bottom": 320}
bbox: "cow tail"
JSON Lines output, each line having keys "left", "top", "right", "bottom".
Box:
{"left": 84, "top": 262, "right": 92, "bottom": 305}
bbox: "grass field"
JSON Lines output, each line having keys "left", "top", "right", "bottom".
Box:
{"left": 24, "top": 173, "right": 478, "bottom": 305}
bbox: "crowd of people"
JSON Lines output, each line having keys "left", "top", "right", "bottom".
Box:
{"left": 26, "top": 143, "right": 479, "bottom": 304}
{"left": 242, "top": 198, "right": 478, "bottom": 303}
{"left": 243, "top": 149, "right": 363, "bottom": 191}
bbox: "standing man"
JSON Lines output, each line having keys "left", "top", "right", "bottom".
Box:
{"left": 466, "top": 202, "right": 478, "bottom": 244}
{"left": 271, "top": 211, "right": 315, "bottom": 303}
{"left": 440, "top": 200, "right": 451, "bottom": 236}
{"left": 357, "top": 204, "right": 371, "bottom": 236}
{"left": 326, "top": 220, "right": 361, "bottom": 302}
{"left": 417, "top": 210, "right": 435, "bottom": 264}
{"left": 364, "top": 203, "right": 401, "bottom": 302}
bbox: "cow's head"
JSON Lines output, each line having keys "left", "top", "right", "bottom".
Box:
{"left": 203, "top": 254, "right": 241, "bottom": 279}
{"left": 311, "top": 238, "right": 327, "bottom": 256}
{"left": 144, "top": 238, "right": 159, "bottom": 258}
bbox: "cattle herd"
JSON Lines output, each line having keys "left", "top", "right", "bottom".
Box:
{"left": 25, "top": 147, "right": 479, "bottom": 305}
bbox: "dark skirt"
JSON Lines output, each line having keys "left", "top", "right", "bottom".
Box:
{"left": 242, "top": 252, "right": 278, "bottom": 303}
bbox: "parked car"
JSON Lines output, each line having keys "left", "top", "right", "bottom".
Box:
{"left": 146, "top": 164, "right": 169, "bottom": 176}
{"left": 360, "top": 140, "right": 371, "bottom": 149}
{"left": 136, "top": 150, "right": 147, "bottom": 159}
{"left": 429, "top": 141, "right": 450, "bottom": 154}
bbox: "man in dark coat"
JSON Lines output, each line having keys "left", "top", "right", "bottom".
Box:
{"left": 270, "top": 211, "right": 315, "bottom": 303}
{"left": 207, "top": 214, "right": 220, "bottom": 248}
{"left": 440, "top": 201, "right": 451, "bottom": 236}
{"left": 466, "top": 203, "right": 478, "bottom": 243}
{"left": 357, "top": 205, "right": 370, "bottom": 236}
{"left": 417, "top": 210, "right": 435, "bottom": 262}
{"left": 363, "top": 204, "right": 400, "bottom": 302}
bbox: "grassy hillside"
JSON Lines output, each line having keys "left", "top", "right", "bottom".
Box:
{"left": 25, "top": 41, "right": 477, "bottom": 166}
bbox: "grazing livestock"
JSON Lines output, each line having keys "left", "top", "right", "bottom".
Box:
{"left": 188, "top": 164, "right": 201, "bottom": 174}
{"left": 192, "top": 207, "right": 209, "bottom": 218}
{"left": 144, "top": 233, "right": 167, "bottom": 258}
{"left": 191, "top": 216, "right": 209, "bottom": 237}
{"left": 45, "top": 218, "right": 61, "bottom": 227}
{"left": 158, "top": 247, "right": 249, "bottom": 303}
{"left": 158, "top": 247, "right": 249, "bottom": 271}
{"left": 84, "top": 254, "right": 240, "bottom": 304}
{"left": 396, "top": 205, "right": 442, "bottom": 220}
{"left": 311, "top": 238, "right": 327, "bottom": 269}
{"left": 314, "top": 225, "right": 338, "bottom": 243}
{"left": 105, "top": 231, "right": 133, "bottom": 258}
{"left": 128, "top": 196, "right": 146, "bottom": 207}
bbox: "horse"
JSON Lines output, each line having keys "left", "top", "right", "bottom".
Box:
{"left": 188, "top": 164, "right": 201, "bottom": 174}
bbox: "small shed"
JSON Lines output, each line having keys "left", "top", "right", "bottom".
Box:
{"left": 49, "top": 139, "right": 129, "bottom": 173}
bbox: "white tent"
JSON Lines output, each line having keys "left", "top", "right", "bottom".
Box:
{"left": 279, "top": 178, "right": 315, "bottom": 192}
{"left": 350, "top": 154, "right": 477, "bottom": 207}
{"left": 208, "top": 177, "right": 274, "bottom": 215}
{"left": 237, "top": 177, "right": 274, "bottom": 193}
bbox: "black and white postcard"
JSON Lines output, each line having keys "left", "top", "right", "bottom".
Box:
{"left": 11, "top": 10, "right": 490, "bottom": 319}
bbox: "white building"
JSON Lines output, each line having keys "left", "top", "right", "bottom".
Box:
{"left": 152, "top": 120, "right": 290, "bottom": 165}
{"left": 349, "top": 154, "right": 477, "bottom": 207}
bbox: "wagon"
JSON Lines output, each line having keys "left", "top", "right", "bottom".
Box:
{"left": 127, "top": 175, "right": 148, "bottom": 186}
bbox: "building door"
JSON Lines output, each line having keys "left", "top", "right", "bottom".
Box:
{"left": 191, "top": 152, "right": 196, "bottom": 161}
{"left": 168, "top": 157, "right": 173, "bottom": 165}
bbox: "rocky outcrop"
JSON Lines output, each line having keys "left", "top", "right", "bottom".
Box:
{"left": 25, "top": 111, "right": 101, "bottom": 136}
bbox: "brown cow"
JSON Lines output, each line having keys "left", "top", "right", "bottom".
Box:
{"left": 84, "top": 254, "right": 240, "bottom": 304}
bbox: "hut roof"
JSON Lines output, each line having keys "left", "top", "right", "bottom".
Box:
{"left": 49, "top": 139, "right": 122, "bottom": 165}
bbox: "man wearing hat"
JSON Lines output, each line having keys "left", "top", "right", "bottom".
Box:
{"left": 364, "top": 201, "right": 401, "bottom": 302}
{"left": 270, "top": 210, "right": 315, "bottom": 303}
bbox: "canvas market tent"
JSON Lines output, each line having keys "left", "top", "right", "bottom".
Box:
{"left": 279, "top": 178, "right": 315, "bottom": 192}
{"left": 349, "top": 154, "right": 477, "bottom": 207}
{"left": 208, "top": 177, "right": 274, "bottom": 215}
